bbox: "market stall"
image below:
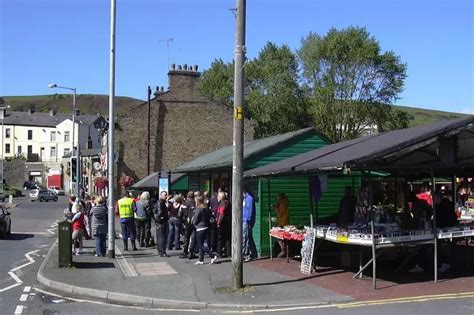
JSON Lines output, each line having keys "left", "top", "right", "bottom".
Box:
{"left": 245, "top": 116, "right": 474, "bottom": 289}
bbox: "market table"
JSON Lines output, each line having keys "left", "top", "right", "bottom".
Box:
{"left": 269, "top": 228, "right": 305, "bottom": 263}
{"left": 311, "top": 224, "right": 474, "bottom": 289}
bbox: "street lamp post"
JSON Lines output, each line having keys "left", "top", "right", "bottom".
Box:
{"left": 48, "top": 84, "right": 80, "bottom": 199}
{"left": 0, "top": 105, "right": 11, "bottom": 193}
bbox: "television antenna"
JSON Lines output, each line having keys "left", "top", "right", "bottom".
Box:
{"left": 159, "top": 38, "right": 174, "bottom": 69}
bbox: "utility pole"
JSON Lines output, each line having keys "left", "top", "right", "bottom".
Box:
{"left": 147, "top": 86, "right": 151, "bottom": 175}
{"left": 107, "top": 0, "right": 117, "bottom": 259}
{"left": 231, "top": 0, "right": 246, "bottom": 290}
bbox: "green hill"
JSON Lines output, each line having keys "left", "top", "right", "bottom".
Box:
{"left": 0, "top": 94, "right": 468, "bottom": 127}
{"left": 0, "top": 94, "right": 145, "bottom": 115}
{"left": 393, "top": 105, "right": 467, "bottom": 127}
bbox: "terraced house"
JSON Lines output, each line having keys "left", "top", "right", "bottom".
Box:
{"left": 0, "top": 108, "right": 105, "bottom": 191}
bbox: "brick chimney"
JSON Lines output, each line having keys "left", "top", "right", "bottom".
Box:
{"left": 167, "top": 64, "right": 201, "bottom": 97}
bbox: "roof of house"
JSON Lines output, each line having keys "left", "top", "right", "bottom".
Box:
{"left": 2, "top": 111, "right": 101, "bottom": 127}
{"left": 173, "top": 127, "right": 329, "bottom": 173}
{"left": 132, "top": 172, "right": 186, "bottom": 189}
{"left": 244, "top": 116, "right": 474, "bottom": 177}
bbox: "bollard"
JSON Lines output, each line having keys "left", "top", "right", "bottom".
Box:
{"left": 9, "top": 195, "right": 13, "bottom": 204}
{"left": 58, "top": 221, "right": 72, "bottom": 267}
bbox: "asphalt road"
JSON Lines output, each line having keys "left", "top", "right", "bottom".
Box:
{"left": 1, "top": 195, "right": 472, "bottom": 315}
{"left": 0, "top": 195, "right": 67, "bottom": 315}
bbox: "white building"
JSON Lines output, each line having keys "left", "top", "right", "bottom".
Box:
{"left": 0, "top": 109, "right": 105, "bottom": 191}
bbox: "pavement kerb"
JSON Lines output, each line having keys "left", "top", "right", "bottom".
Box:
{"left": 37, "top": 240, "right": 339, "bottom": 311}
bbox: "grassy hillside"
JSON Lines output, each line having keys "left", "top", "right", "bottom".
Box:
{"left": 0, "top": 94, "right": 468, "bottom": 126}
{"left": 393, "top": 104, "right": 467, "bottom": 127}
{"left": 1, "top": 94, "right": 145, "bottom": 115}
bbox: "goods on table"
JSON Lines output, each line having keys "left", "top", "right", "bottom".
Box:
{"left": 269, "top": 226, "right": 306, "bottom": 241}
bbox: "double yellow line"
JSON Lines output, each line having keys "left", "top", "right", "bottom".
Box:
{"left": 337, "top": 291, "right": 474, "bottom": 308}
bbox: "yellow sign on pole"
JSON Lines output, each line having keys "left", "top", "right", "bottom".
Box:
{"left": 234, "top": 106, "right": 243, "bottom": 120}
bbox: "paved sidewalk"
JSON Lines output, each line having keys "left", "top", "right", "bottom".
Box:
{"left": 37, "top": 238, "right": 352, "bottom": 310}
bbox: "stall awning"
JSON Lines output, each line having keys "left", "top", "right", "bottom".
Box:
{"left": 132, "top": 172, "right": 186, "bottom": 189}
{"left": 245, "top": 116, "right": 474, "bottom": 177}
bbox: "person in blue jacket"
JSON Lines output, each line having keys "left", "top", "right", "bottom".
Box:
{"left": 242, "top": 186, "right": 258, "bottom": 261}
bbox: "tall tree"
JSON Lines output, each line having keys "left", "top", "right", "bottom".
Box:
{"left": 298, "top": 27, "right": 409, "bottom": 142}
{"left": 200, "top": 43, "right": 310, "bottom": 138}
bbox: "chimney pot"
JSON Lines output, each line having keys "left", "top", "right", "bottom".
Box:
{"left": 183, "top": 64, "right": 188, "bottom": 70}
{"left": 194, "top": 65, "right": 198, "bottom": 71}
{"left": 177, "top": 65, "right": 182, "bottom": 70}
{"left": 171, "top": 63, "right": 175, "bottom": 70}
{"left": 160, "top": 86, "right": 164, "bottom": 92}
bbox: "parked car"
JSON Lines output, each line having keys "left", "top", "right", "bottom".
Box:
{"left": 23, "top": 181, "right": 39, "bottom": 190}
{"left": 30, "top": 189, "right": 58, "bottom": 202}
{"left": 0, "top": 203, "right": 11, "bottom": 238}
{"left": 48, "top": 186, "right": 65, "bottom": 196}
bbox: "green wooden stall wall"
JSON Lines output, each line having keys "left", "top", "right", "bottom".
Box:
{"left": 255, "top": 175, "right": 359, "bottom": 255}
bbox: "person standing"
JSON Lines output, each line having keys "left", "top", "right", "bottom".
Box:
{"left": 193, "top": 195, "right": 217, "bottom": 265}
{"left": 274, "top": 193, "right": 289, "bottom": 258}
{"left": 154, "top": 191, "right": 170, "bottom": 257}
{"left": 135, "top": 191, "right": 152, "bottom": 247}
{"left": 338, "top": 186, "right": 357, "bottom": 226}
{"left": 71, "top": 203, "right": 85, "bottom": 255}
{"left": 216, "top": 191, "right": 230, "bottom": 257}
{"left": 91, "top": 196, "right": 108, "bottom": 257}
{"left": 179, "top": 191, "right": 197, "bottom": 259}
{"left": 167, "top": 195, "right": 183, "bottom": 251}
{"left": 117, "top": 191, "right": 137, "bottom": 251}
{"left": 208, "top": 190, "right": 219, "bottom": 254}
{"left": 243, "top": 187, "right": 258, "bottom": 262}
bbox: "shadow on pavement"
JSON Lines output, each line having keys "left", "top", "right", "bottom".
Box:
{"left": 4, "top": 233, "right": 35, "bottom": 241}
{"left": 73, "top": 261, "right": 115, "bottom": 269}
{"left": 251, "top": 269, "right": 345, "bottom": 287}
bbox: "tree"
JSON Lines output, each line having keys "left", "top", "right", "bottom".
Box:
{"left": 298, "top": 27, "right": 409, "bottom": 142}
{"left": 246, "top": 42, "right": 310, "bottom": 137}
{"left": 200, "top": 59, "right": 234, "bottom": 110}
{"left": 200, "top": 43, "right": 310, "bottom": 138}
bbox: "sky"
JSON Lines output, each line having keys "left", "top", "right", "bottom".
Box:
{"left": 0, "top": 0, "right": 472, "bottom": 114}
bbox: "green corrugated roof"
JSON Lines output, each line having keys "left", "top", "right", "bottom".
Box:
{"left": 173, "top": 127, "right": 329, "bottom": 173}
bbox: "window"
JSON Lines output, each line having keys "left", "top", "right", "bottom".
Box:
{"left": 27, "top": 145, "right": 33, "bottom": 155}
{"left": 5, "top": 144, "right": 10, "bottom": 154}
{"left": 5, "top": 128, "right": 10, "bottom": 139}
{"left": 50, "top": 131, "right": 56, "bottom": 142}
{"left": 28, "top": 130, "right": 33, "bottom": 140}
{"left": 17, "top": 146, "right": 22, "bottom": 154}
{"left": 50, "top": 146, "right": 56, "bottom": 157}
{"left": 64, "top": 131, "right": 70, "bottom": 142}
{"left": 64, "top": 148, "right": 70, "bottom": 156}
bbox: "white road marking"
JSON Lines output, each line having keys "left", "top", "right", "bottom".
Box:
{"left": 19, "top": 294, "right": 28, "bottom": 301}
{"left": 23, "top": 286, "right": 31, "bottom": 292}
{"left": 12, "top": 232, "right": 50, "bottom": 235}
{"left": 33, "top": 287, "right": 200, "bottom": 312}
{"left": 0, "top": 250, "right": 39, "bottom": 293}
{"left": 14, "top": 305, "right": 24, "bottom": 314}
{"left": 114, "top": 245, "right": 138, "bottom": 277}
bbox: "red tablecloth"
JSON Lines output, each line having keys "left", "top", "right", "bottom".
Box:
{"left": 270, "top": 230, "right": 305, "bottom": 242}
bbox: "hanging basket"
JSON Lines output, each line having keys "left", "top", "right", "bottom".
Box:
{"left": 119, "top": 175, "right": 134, "bottom": 188}
{"left": 94, "top": 176, "right": 108, "bottom": 190}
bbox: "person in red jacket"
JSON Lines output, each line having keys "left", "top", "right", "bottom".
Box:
{"left": 71, "top": 203, "right": 86, "bottom": 255}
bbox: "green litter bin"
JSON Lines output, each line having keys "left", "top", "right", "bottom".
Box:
{"left": 58, "top": 220, "right": 72, "bottom": 267}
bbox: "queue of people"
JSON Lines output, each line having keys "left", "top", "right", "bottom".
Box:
{"left": 64, "top": 187, "right": 259, "bottom": 265}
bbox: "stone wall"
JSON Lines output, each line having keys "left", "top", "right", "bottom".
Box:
{"left": 4, "top": 160, "right": 27, "bottom": 187}
{"left": 116, "top": 66, "right": 254, "bottom": 182}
